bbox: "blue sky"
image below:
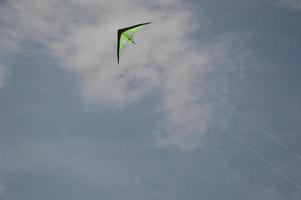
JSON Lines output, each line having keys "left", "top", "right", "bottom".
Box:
{"left": 0, "top": 0, "right": 301, "bottom": 199}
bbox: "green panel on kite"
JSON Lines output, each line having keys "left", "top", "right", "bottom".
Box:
{"left": 127, "top": 26, "right": 141, "bottom": 34}
{"left": 119, "top": 34, "right": 128, "bottom": 51}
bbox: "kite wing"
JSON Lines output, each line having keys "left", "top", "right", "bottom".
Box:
{"left": 117, "top": 22, "right": 152, "bottom": 64}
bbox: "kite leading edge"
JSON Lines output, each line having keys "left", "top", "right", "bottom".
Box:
{"left": 117, "top": 22, "right": 152, "bottom": 64}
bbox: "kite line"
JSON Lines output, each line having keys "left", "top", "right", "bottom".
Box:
{"left": 197, "top": 82, "right": 301, "bottom": 191}
{"left": 201, "top": 83, "right": 301, "bottom": 161}
{"left": 219, "top": 123, "right": 301, "bottom": 191}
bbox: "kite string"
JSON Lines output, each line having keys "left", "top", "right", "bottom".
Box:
{"left": 201, "top": 83, "right": 301, "bottom": 161}
{"left": 219, "top": 123, "right": 301, "bottom": 192}
{"left": 199, "top": 103, "right": 301, "bottom": 191}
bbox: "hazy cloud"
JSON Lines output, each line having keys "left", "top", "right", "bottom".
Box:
{"left": 0, "top": 0, "right": 219, "bottom": 149}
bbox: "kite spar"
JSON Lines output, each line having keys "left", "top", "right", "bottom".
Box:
{"left": 117, "top": 22, "right": 152, "bottom": 64}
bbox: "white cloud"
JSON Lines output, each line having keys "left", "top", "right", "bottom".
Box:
{"left": 0, "top": 0, "right": 217, "bottom": 149}
{"left": 270, "top": 0, "right": 301, "bottom": 10}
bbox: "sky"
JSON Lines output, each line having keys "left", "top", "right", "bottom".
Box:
{"left": 0, "top": 0, "right": 301, "bottom": 199}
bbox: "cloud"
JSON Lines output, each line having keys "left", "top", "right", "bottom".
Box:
{"left": 0, "top": 0, "right": 217, "bottom": 149}
{"left": 270, "top": 0, "right": 301, "bottom": 10}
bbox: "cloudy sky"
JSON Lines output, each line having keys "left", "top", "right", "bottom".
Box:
{"left": 0, "top": 0, "right": 301, "bottom": 199}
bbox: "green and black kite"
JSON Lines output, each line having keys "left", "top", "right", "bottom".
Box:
{"left": 117, "top": 22, "right": 152, "bottom": 63}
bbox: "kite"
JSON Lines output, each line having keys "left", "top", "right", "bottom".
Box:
{"left": 117, "top": 22, "right": 152, "bottom": 64}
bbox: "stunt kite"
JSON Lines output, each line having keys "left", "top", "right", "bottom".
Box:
{"left": 117, "top": 22, "right": 152, "bottom": 64}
